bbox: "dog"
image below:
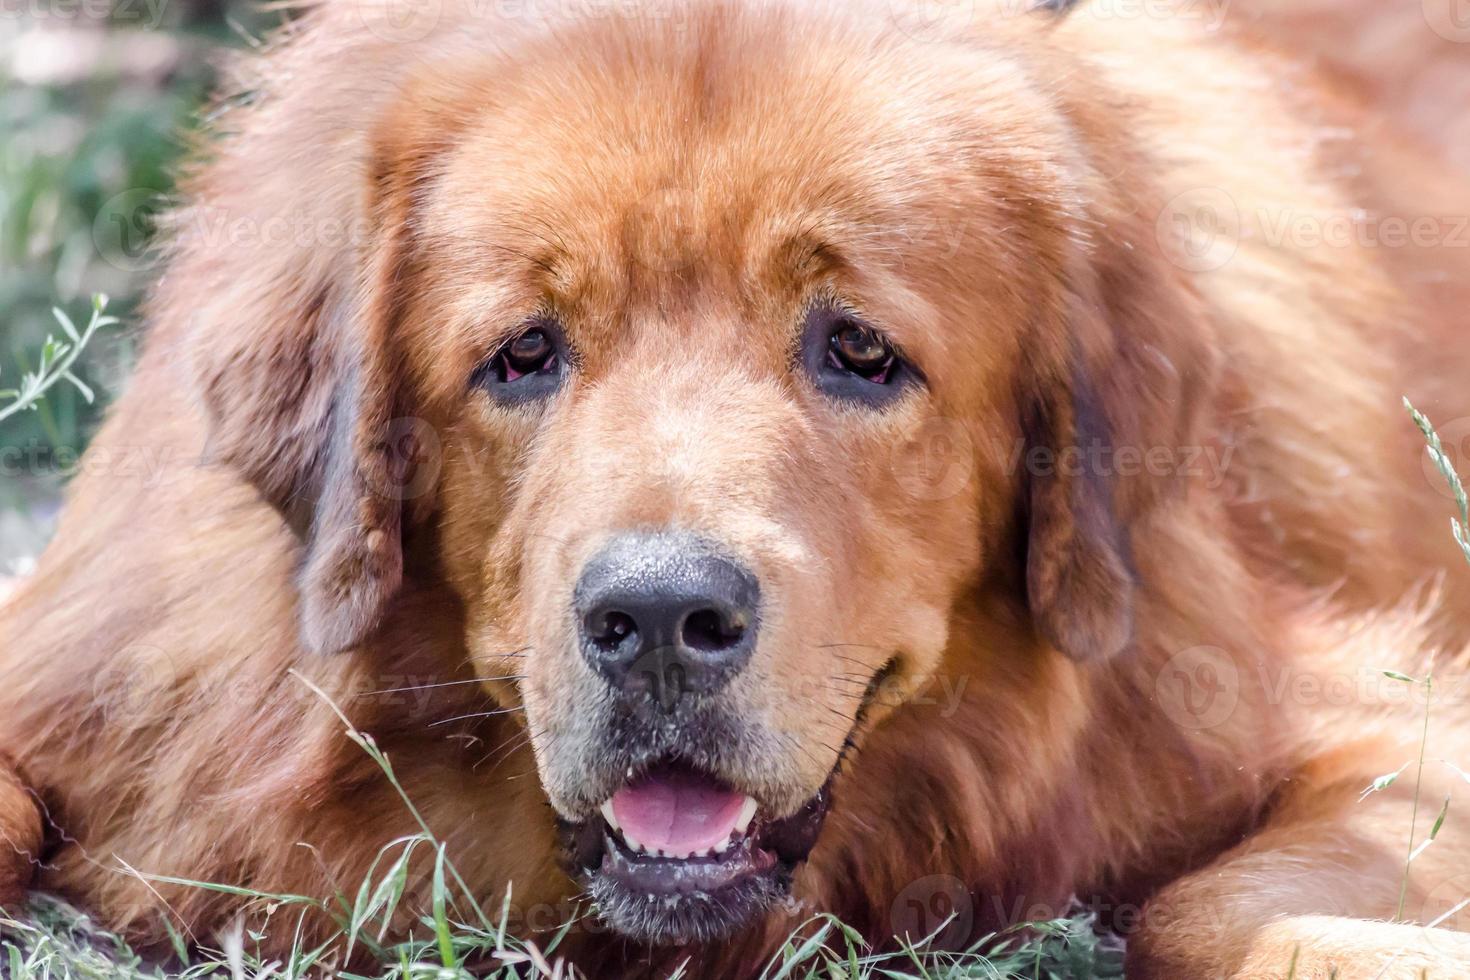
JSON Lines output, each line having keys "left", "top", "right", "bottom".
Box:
{"left": 4, "top": 0, "right": 1470, "bottom": 975}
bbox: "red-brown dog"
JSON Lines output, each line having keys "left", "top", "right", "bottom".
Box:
{"left": 4, "top": 1, "right": 1470, "bottom": 976}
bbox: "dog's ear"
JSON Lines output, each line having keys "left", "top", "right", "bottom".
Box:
{"left": 290, "top": 253, "right": 409, "bottom": 655}
{"left": 1022, "top": 356, "right": 1136, "bottom": 662}
{"left": 1021, "top": 208, "right": 1217, "bottom": 662}
{"left": 174, "top": 96, "right": 434, "bottom": 654}
{"left": 1030, "top": 0, "right": 1084, "bottom": 17}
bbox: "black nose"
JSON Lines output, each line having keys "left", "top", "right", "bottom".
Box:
{"left": 574, "top": 533, "right": 760, "bottom": 704}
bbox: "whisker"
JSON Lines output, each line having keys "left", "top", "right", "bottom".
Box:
{"left": 465, "top": 646, "right": 534, "bottom": 665}
{"left": 357, "top": 676, "right": 523, "bottom": 697}
{"left": 475, "top": 726, "right": 540, "bottom": 771}
{"left": 428, "top": 706, "right": 526, "bottom": 728}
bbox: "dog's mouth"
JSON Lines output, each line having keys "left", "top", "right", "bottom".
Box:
{"left": 564, "top": 759, "right": 831, "bottom": 944}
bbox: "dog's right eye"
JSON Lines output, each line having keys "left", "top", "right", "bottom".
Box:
{"left": 800, "top": 304, "right": 920, "bottom": 407}
{"left": 473, "top": 320, "right": 568, "bottom": 402}
{"left": 501, "top": 329, "right": 556, "bottom": 379}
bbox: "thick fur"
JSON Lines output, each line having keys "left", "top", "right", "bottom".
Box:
{"left": 3, "top": 1, "right": 1470, "bottom": 976}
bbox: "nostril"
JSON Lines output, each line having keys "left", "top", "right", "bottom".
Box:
{"left": 681, "top": 608, "right": 746, "bottom": 653}
{"left": 588, "top": 610, "right": 637, "bottom": 651}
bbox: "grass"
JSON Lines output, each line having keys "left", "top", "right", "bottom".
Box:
{"left": 0, "top": 672, "right": 1127, "bottom": 979}
{"left": 1, "top": 894, "right": 1124, "bottom": 980}
{"left": 0, "top": 296, "right": 118, "bottom": 425}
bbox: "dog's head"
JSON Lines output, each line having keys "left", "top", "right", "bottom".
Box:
{"left": 184, "top": 0, "right": 1212, "bottom": 945}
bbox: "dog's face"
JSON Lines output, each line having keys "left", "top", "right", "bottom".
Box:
{"left": 412, "top": 20, "right": 1084, "bottom": 941}
{"left": 200, "top": 1, "right": 1184, "bottom": 947}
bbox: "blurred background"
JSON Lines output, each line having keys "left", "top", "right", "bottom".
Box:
{"left": 0, "top": 0, "right": 277, "bottom": 570}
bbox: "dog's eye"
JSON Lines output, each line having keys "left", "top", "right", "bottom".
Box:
{"left": 801, "top": 305, "right": 918, "bottom": 406}
{"left": 500, "top": 328, "right": 557, "bottom": 380}
{"left": 827, "top": 323, "right": 896, "bottom": 383}
{"left": 473, "top": 320, "right": 568, "bottom": 402}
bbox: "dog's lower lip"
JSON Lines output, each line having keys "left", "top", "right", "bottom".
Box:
{"left": 600, "top": 828, "right": 779, "bottom": 895}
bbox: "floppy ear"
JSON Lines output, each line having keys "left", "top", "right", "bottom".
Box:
{"left": 1023, "top": 357, "right": 1136, "bottom": 662}
{"left": 193, "top": 214, "right": 413, "bottom": 654}
{"left": 1021, "top": 211, "right": 1218, "bottom": 662}
{"left": 291, "top": 263, "right": 408, "bottom": 655}
{"left": 175, "top": 97, "right": 432, "bottom": 654}
{"left": 1030, "top": 0, "right": 1084, "bottom": 17}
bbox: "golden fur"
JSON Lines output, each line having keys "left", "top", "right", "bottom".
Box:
{"left": 3, "top": 1, "right": 1470, "bottom": 975}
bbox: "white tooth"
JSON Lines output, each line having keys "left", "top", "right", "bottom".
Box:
{"left": 600, "top": 801, "right": 621, "bottom": 833}
{"left": 623, "top": 831, "right": 643, "bottom": 853}
{"left": 734, "top": 795, "right": 758, "bottom": 835}
{"left": 713, "top": 834, "right": 735, "bottom": 855}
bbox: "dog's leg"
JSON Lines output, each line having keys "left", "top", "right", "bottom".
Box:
{"left": 1127, "top": 768, "right": 1470, "bottom": 979}
{"left": 0, "top": 757, "right": 42, "bottom": 908}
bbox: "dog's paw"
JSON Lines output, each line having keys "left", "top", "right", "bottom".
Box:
{"left": 1132, "top": 915, "right": 1470, "bottom": 980}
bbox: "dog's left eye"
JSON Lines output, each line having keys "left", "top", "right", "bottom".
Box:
{"left": 801, "top": 305, "right": 918, "bottom": 406}
{"left": 827, "top": 323, "right": 896, "bottom": 383}
{"left": 473, "top": 320, "right": 568, "bottom": 402}
{"left": 500, "top": 329, "right": 558, "bottom": 380}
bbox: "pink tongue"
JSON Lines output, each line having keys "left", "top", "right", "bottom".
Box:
{"left": 610, "top": 767, "right": 748, "bottom": 854}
